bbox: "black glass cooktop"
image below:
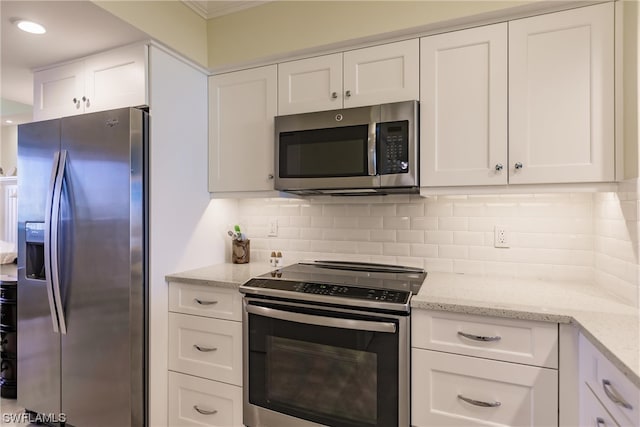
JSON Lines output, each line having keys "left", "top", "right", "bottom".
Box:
{"left": 240, "top": 261, "right": 427, "bottom": 311}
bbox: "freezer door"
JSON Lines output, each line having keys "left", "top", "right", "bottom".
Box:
{"left": 17, "top": 119, "right": 62, "bottom": 416}
{"left": 58, "top": 108, "right": 145, "bottom": 427}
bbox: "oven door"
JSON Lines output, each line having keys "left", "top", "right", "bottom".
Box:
{"left": 243, "top": 297, "right": 409, "bottom": 427}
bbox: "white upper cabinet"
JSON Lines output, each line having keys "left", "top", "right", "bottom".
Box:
{"left": 421, "top": 3, "right": 615, "bottom": 188}
{"left": 33, "top": 44, "right": 148, "bottom": 121}
{"left": 508, "top": 3, "right": 614, "bottom": 184}
{"left": 278, "top": 39, "right": 419, "bottom": 115}
{"left": 420, "top": 23, "right": 508, "bottom": 187}
{"left": 342, "top": 39, "right": 419, "bottom": 109}
{"left": 208, "top": 65, "right": 278, "bottom": 193}
{"left": 277, "top": 53, "right": 343, "bottom": 115}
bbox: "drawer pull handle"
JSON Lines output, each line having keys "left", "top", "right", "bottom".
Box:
{"left": 457, "top": 394, "right": 501, "bottom": 408}
{"left": 602, "top": 379, "right": 633, "bottom": 410}
{"left": 193, "top": 344, "right": 218, "bottom": 352}
{"left": 596, "top": 417, "right": 606, "bottom": 427}
{"left": 457, "top": 331, "right": 501, "bottom": 342}
{"left": 193, "top": 405, "right": 218, "bottom": 415}
{"left": 194, "top": 298, "right": 218, "bottom": 306}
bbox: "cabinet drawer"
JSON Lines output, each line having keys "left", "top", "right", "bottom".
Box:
{"left": 579, "top": 333, "right": 639, "bottom": 427}
{"left": 168, "top": 371, "right": 242, "bottom": 427}
{"left": 412, "top": 348, "right": 558, "bottom": 427}
{"left": 169, "top": 282, "right": 242, "bottom": 321}
{"left": 412, "top": 310, "right": 558, "bottom": 368}
{"left": 580, "top": 383, "right": 619, "bottom": 427}
{"left": 169, "top": 313, "right": 242, "bottom": 385}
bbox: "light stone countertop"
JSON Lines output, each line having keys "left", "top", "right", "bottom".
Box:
{"left": 165, "top": 262, "right": 274, "bottom": 290}
{"left": 166, "top": 263, "right": 640, "bottom": 388}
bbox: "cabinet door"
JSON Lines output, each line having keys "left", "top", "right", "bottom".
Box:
{"left": 277, "top": 53, "right": 342, "bottom": 114}
{"left": 580, "top": 385, "right": 620, "bottom": 427}
{"left": 33, "top": 61, "right": 85, "bottom": 121}
{"left": 209, "top": 65, "right": 277, "bottom": 192}
{"left": 168, "top": 372, "right": 243, "bottom": 427}
{"left": 412, "top": 348, "right": 558, "bottom": 427}
{"left": 343, "top": 39, "right": 419, "bottom": 108}
{"left": 84, "top": 44, "right": 148, "bottom": 113}
{"left": 509, "top": 3, "right": 614, "bottom": 184}
{"left": 168, "top": 313, "right": 242, "bottom": 386}
{"left": 420, "top": 24, "right": 507, "bottom": 187}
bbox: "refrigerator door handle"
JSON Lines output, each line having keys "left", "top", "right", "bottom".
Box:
{"left": 44, "top": 151, "right": 62, "bottom": 333}
{"left": 50, "top": 150, "right": 68, "bottom": 334}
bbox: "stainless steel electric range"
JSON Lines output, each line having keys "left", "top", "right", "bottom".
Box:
{"left": 239, "top": 261, "right": 427, "bottom": 427}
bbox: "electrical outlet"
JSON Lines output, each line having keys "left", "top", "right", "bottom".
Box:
{"left": 268, "top": 218, "right": 278, "bottom": 237}
{"left": 494, "top": 225, "right": 509, "bottom": 248}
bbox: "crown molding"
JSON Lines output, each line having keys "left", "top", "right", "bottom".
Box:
{"left": 181, "top": 1, "right": 269, "bottom": 19}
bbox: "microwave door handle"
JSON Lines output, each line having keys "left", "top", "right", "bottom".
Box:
{"left": 246, "top": 304, "right": 396, "bottom": 333}
{"left": 368, "top": 122, "right": 377, "bottom": 176}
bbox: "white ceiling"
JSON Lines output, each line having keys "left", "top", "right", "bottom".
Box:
{"left": 0, "top": 1, "right": 264, "bottom": 126}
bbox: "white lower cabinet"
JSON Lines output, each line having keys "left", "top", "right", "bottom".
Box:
{"left": 169, "top": 371, "right": 242, "bottom": 427}
{"left": 411, "top": 310, "right": 559, "bottom": 426}
{"left": 412, "top": 349, "right": 558, "bottom": 426}
{"left": 168, "top": 281, "right": 243, "bottom": 427}
{"left": 580, "top": 383, "right": 619, "bottom": 427}
{"left": 579, "top": 333, "right": 639, "bottom": 427}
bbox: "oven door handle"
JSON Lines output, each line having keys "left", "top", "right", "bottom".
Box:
{"left": 246, "top": 304, "right": 397, "bottom": 333}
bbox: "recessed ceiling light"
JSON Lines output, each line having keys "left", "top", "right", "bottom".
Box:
{"left": 5, "top": 120, "right": 13, "bottom": 124}
{"left": 12, "top": 19, "right": 46, "bottom": 35}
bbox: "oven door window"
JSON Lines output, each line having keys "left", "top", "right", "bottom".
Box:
{"left": 279, "top": 125, "right": 369, "bottom": 178}
{"left": 247, "top": 303, "right": 399, "bottom": 427}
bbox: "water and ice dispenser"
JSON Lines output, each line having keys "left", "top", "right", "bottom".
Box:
{"left": 25, "top": 222, "right": 45, "bottom": 280}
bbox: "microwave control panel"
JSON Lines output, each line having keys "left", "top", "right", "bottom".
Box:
{"left": 377, "top": 120, "right": 409, "bottom": 175}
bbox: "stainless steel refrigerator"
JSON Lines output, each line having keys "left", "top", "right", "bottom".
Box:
{"left": 17, "top": 107, "right": 148, "bottom": 426}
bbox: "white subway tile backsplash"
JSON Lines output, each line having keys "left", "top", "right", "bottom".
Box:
{"left": 439, "top": 245, "right": 468, "bottom": 259}
{"left": 453, "top": 231, "right": 485, "bottom": 246}
{"left": 383, "top": 216, "right": 411, "bottom": 230}
{"left": 370, "top": 229, "right": 396, "bottom": 242}
{"left": 397, "top": 203, "right": 425, "bottom": 217}
{"left": 357, "top": 216, "right": 383, "bottom": 229}
{"left": 397, "top": 230, "right": 425, "bottom": 243}
{"left": 311, "top": 216, "right": 333, "bottom": 228}
{"left": 426, "top": 230, "right": 453, "bottom": 245}
{"left": 411, "top": 217, "right": 438, "bottom": 230}
{"left": 410, "top": 243, "right": 438, "bottom": 258}
{"left": 346, "top": 204, "right": 370, "bottom": 217}
{"left": 333, "top": 216, "right": 359, "bottom": 229}
{"left": 382, "top": 242, "right": 411, "bottom": 257}
{"left": 356, "top": 242, "right": 383, "bottom": 255}
{"left": 235, "top": 188, "right": 640, "bottom": 308}
{"left": 438, "top": 217, "right": 468, "bottom": 231}
{"left": 371, "top": 204, "right": 396, "bottom": 216}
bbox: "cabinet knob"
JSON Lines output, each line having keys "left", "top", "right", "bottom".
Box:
{"left": 495, "top": 163, "right": 503, "bottom": 171}
{"left": 596, "top": 418, "right": 606, "bottom": 427}
{"left": 514, "top": 162, "right": 523, "bottom": 170}
{"left": 345, "top": 90, "right": 352, "bottom": 98}
{"left": 268, "top": 174, "right": 274, "bottom": 180}
{"left": 72, "top": 98, "right": 81, "bottom": 108}
{"left": 331, "top": 92, "right": 338, "bottom": 99}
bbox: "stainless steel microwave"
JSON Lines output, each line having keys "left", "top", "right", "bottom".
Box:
{"left": 274, "top": 100, "right": 418, "bottom": 195}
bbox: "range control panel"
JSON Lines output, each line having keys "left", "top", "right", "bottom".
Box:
{"left": 244, "top": 278, "right": 410, "bottom": 304}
